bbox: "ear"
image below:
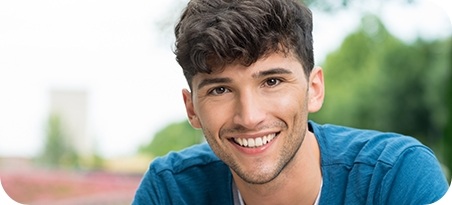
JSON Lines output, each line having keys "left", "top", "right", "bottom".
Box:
{"left": 307, "top": 66, "right": 325, "bottom": 113}
{"left": 182, "top": 89, "right": 202, "bottom": 129}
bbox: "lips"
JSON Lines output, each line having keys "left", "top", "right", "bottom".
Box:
{"left": 232, "top": 133, "right": 277, "bottom": 148}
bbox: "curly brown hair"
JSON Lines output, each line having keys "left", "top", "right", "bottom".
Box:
{"left": 174, "top": 0, "right": 314, "bottom": 88}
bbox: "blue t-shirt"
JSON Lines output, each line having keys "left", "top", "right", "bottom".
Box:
{"left": 133, "top": 121, "right": 449, "bottom": 204}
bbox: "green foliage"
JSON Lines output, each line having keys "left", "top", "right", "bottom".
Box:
{"left": 310, "top": 14, "right": 450, "bottom": 152}
{"left": 443, "top": 40, "right": 452, "bottom": 180}
{"left": 38, "top": 114, "right": 80, "bottom": 168}
{"left": 301, "top": 0, "right": 416, "bottom": 12}
{"left": 139, "top": 120, "right": 204, "bottom": 157}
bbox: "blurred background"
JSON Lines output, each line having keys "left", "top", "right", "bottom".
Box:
{"left": 0, "top": 0, "right": 450, "bottom": 204}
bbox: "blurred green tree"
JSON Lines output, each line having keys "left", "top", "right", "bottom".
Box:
{"left": 309, "top": 14, "right": 451, "bottom": 172}
{"left": 139, "top": 120, "right": 204, "bottom": 157}
{"left": 443, "top": 41, "right": 452, "bottom": 180}
{"left": 38, "top": 114, "right": 79, "bottom": 168}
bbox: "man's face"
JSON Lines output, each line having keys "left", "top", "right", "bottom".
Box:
{"left": 183, "top": 52, "right": 324, "bottom": 184}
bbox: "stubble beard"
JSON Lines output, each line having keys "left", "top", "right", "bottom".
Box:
{"left": 234, "top": 120, "right": 306, "bottom": 185}
{"left": 202, "top": 117, "right": 307, "bottom": 185}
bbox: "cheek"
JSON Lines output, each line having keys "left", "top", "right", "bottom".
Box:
{"left": 269, "top": 91, "right": 307, "bottom": 114}
{"left": 196, "top": 102, "right": 233, "bottom": 135}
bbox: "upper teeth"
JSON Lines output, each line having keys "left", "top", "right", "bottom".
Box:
{"left": 233, "top": 133, "right": 276, "bottom": 148}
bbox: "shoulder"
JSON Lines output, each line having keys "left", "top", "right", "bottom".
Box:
{"left": 309, "top": 121, "right": 429, "bottom": 167}
{"left": 310, "top": 121, "right": 449, "bottom": 204}
{"left": 133, "top": 143, "right": 233, "bottom": 204}
{"left": 150, "top": 142, "right": 224, "bottom": 174}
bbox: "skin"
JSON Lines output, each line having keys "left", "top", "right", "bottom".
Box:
{"left": 183, "top": 51, "right": 325, "bottom": 204}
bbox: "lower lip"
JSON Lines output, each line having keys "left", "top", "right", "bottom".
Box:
{"left": 230, "top": 135, "right": 278, "bottom": 155}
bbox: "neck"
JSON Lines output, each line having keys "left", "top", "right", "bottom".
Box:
{"left": 233, "top": 131, "right": 322, "bottom": 205}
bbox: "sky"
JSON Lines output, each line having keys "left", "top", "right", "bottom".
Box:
{"left": 0, "top": 0, "right": 451, "bottom": 158}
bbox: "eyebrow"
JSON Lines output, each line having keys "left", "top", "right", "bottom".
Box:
{"left": 197, "top": 77, "right": 232, "bottom": 90}
{"left": 252, "top": 68, "right": 293, "bottom": 78}
{"left": 196, "top": 68, "right": 293, "bottom": 90}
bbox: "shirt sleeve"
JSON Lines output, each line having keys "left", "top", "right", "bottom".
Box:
{"left": 132, "top": 165, "right": 163, "bottom": 205}
{"left": 380, "top": 146, "right": 449, "bottom": 205}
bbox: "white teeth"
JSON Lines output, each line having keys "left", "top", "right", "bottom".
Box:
{"left": 248, "top": 138, "right": 255, "bottom": 147}
{"left": 236, "top": 138, "right": 242, "bottom": 145}
{"left": 233, "top": 133, "right": 276, "bottom": 148}
{"left": 255, "top": 137, "right": 263, "bottom": 146}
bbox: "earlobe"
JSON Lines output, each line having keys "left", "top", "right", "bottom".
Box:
{"left": 182, "top": 89, "right": 202, "bottom": 129}
{"left": 308, "top": 67, "right": 325, "bottom": 113}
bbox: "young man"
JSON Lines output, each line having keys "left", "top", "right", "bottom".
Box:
{"left": 133, "top": 0, "right": 449, "bottom": 204}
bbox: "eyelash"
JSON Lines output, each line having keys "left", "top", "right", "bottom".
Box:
{"left": 208, "top": 86, "right": 230, "bottom": 96}
{"left": 263, "top": 78, "right": 283, "bottom": 87}
{"left": 207, "top": 77, "right": 283, "bottom": 96}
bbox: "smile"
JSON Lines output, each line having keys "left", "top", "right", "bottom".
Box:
{"left": 232, "top": 133, "right": 278, "bottom": 148}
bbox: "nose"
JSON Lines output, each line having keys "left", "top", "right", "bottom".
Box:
{"left": 232, "top": 90, "right": 266, "bottom": 129}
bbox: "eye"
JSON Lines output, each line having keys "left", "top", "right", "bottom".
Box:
{"left": 264, "top": 78, "right": 281, "bottom": 87}
{"left": 209, "top": 86, "right": 230, "bottom": 95}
